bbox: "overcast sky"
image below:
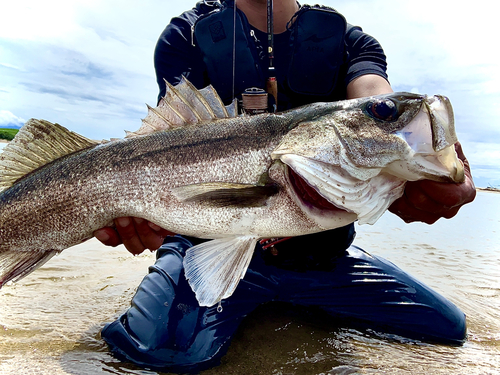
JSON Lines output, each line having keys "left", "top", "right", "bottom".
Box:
{"left": 0, "top": 0, "right": 498, "bottom": 187}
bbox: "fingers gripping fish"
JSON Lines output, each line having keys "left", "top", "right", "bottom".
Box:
{"left": 0, "top": 77, "right": 464, "bottom": 307}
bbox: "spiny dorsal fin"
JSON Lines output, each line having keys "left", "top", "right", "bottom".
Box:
{"left": 128, "top": 76, "right": 238, "bottom": 138}
{"left": 0, "top": 119, "right": 99, "bottom": 192}
{"left": 173, "top": 77, "right": 215, "bottom": 121}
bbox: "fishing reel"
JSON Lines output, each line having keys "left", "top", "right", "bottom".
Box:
{"left": 241, "top": 87, "right": 269, "bottom": 115}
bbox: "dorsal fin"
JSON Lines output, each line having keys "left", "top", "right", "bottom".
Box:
{"left": 0, "top": 119, "right": 99, "bottom": 192}
{"left": 127, "top": 77, "right": 238, "bottom": 138}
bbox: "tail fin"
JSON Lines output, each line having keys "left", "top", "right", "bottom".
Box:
{"left": 0, "top": 249, "right": 58, "bottom": 288}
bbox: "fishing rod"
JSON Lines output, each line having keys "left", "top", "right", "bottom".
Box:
{"left": 232, "top": 0, "right": 237, "bottom": 102}
{"left": 266, "top": 0, "right": 278, "bottom": 112}
{"left": 237, "top": 0, "right": 278, "bottom": 115}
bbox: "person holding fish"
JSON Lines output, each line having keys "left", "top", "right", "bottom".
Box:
{"left": 95, "top": 0, "right": 476, "bottom": 372}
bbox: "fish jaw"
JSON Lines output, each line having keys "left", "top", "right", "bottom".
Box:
{"left": 282, "top": 155, "right": 406, "bottom": 225}
{"left": 428, "top": 95, "right": 458, "bottom": 151}
{"left": 271, "top": 93, "right": 464, "bottom": 225}
{"left": 387, "top": 95, "right": 465, "bottom": 183}
{"left": 284, "top": 163, "right": 358, "bottom": 228}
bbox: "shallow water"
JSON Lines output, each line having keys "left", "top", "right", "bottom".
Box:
{"left": 0, "top": 190, "right": 499, "bottom": 375}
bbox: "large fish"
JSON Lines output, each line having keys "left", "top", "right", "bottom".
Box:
{"left": 0, "top": 78, "right": 464, "bottom": 307}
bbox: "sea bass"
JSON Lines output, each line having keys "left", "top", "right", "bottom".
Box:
{"left": 0, "top": 78, "right": 464, "bottom": 307}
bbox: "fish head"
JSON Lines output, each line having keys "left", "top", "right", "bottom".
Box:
{"left": 367, "top": 93, "right": 464, "bottom": 184}
{"left": 273, "top": 92, "right": 464, "bottom": 183}
{"left": 272, "top": 93, "right": 465, "bottom": 225}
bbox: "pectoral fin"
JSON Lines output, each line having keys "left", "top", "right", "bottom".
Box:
{"left": 183, "top": 236, "right": 258, "bottom": 307}
{"left": 172, "top": 182, "right": 279, "bottom": 208}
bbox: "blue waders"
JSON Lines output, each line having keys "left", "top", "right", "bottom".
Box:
{"left": 101, "top": 230, "right": 466, "bottom": 373}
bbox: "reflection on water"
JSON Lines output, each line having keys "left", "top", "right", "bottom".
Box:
{"left": 0, "top": 191, "right": 499, "bottom": 374}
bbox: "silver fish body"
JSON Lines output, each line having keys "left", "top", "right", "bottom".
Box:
{"left": 0, "top": 80, "right": 464, "bottom": 306}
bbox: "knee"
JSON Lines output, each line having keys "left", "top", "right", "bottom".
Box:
{"left": 379, "top": 279, "right": 467, "bottom": 344}
{"left": 344, "top": 247, "right": 467, "bottom": 344}
{"left": 416, "top": 296, "right": 467, "bottom": 345}
{"left": 101, "top": 315, "right": 230, "bottom": 373}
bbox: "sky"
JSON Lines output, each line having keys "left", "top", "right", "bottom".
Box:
{"left": 0, "top": 0, "right": 499, "bottom": 188}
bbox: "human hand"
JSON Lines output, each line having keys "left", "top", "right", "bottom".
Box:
{"left": 94, "top": 217, "right": 175, "bottom": 255}
{"left": 389, "top": 142, "right": 476, "bottom": 224}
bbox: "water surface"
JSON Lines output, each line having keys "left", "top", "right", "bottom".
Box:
{"left": 1, "top": 190, "right": 499, "bottom": 374}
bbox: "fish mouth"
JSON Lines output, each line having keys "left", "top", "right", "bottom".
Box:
{"left": 392, "top": 95, "right": 465, "bottom": 183}
{"left": 286, "top": 166, "right": 346, "bottom": 213}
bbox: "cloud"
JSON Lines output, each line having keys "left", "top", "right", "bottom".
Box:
{"left": 0, "top": 110, "right": 25, "bottom": 128}
{"left": 59, "top": 61, "right": 114, "bottom": 79}
{"left": 0, "top": 0, "right": 90, "bottom": 41}
{"left": 0, "top": 62, "right": 24, "bottom": 71}
{"left": 1, "top": 40, "right": 116, "bottom": 82}
{"left": 463, "top": 142, "right": 500, "bottom": 166}
{"left": 19, "top": 82, "right": 108, "bottom": 103}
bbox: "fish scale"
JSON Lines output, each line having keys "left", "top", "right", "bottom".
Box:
{"left": 0, "top": 78, "right": 464, "bottom": 307}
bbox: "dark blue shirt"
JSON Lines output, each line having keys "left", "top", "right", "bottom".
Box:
{"left": 154, "top": 1, "right": 389, "bottom": 108}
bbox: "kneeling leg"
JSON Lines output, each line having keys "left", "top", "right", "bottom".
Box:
{"left": 282, "top": 245, "right": 466, "bottom": 344}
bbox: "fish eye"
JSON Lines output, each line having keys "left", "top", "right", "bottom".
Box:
{"left": 366, "top": 99, "right": 398, "bottom": 121}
